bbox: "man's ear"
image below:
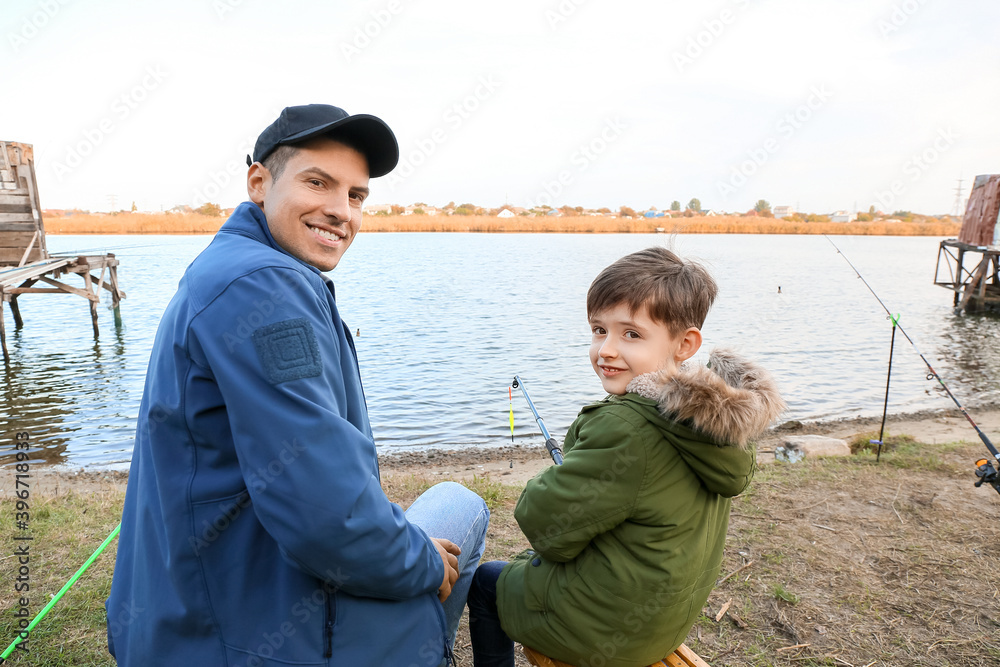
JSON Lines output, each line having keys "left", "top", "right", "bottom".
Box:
{"left": 247, "top": 162, "right": 269, "bottom": 205}
{"left": 674, "top": 327, "right": 703, "bottom": 364}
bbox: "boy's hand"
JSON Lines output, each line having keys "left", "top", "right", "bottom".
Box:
{"left": 432, "top": 538, "right": 461, "bottom": 602}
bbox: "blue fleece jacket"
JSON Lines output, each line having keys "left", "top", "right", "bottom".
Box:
{"left": 107, "top": 202, "right": 449, "bottom": 667}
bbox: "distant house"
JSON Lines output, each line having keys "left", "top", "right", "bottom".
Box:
{"left": 831, "top": 211, "right": 857, "bottom": 223}
{"left": 643, "top": 210, "right": 666, "bottom": 218}
{"left": 497, "top": 208, "right": 515, "bottom": 218}
{"left": 365, "top": 203, "right": 393, "bottom": 215}
{"left": 546, "top": 209, "right": 562, "bottom": 217}
{"left": 773, "top": 205, "right": 795, "bottom": 219}
{"left": 703, "top": 210, "right": 718, "bottom": 217}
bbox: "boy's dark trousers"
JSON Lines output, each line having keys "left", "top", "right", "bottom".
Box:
{"left": 467, "top": 560, "right": 514, "bottom": 667}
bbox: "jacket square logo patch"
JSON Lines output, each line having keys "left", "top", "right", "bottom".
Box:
{"left": 251, "top": 318, "right": 322, "bottom": 384}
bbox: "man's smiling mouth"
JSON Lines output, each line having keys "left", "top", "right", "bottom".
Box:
{"left": 307, "top": 224, "right": 343, "bottom": 242}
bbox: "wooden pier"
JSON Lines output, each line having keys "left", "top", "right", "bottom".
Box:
{"left": 0, "top": 141, "right": 125, "bottom": 363}
{"left": 934, "top": 174, "right": 1000, "bottom": 314}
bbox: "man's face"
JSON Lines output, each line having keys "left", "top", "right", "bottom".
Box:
{"left": 249, "top": 138, "right": 370, "bottom": 272}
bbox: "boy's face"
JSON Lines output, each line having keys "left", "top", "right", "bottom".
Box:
{"left": 589, "top": 303, "right": 700, "bottom": 395}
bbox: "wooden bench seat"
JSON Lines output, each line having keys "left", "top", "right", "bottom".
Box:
{"left": 522, "top": 642, "right": 710, "bottom": 667}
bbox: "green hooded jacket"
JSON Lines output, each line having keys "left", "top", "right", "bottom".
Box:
{"left": 497, "top": 349, "right": 784, "bottom": 666}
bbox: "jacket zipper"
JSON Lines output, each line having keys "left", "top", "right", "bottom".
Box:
{"left": 323, "top": 588, "right": 335, "bottom": 659}
{"left": 443, "top": 638, "right": 454, "bottom": 666}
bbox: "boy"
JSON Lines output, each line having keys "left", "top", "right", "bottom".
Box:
{"left": 467, "top": 247, "right": 784, "bottom": 667}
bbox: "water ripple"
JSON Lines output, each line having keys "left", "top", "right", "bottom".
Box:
{"left": 2, "top": 233, "right": 998, "bottom": 469}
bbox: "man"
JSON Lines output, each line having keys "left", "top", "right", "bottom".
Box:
{"left": 107, "top": 104, "right": 489, "bottom": 666}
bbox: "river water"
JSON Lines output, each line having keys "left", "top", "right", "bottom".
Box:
{"left": 2, "top": 232, "right": 998, "bottom": 469}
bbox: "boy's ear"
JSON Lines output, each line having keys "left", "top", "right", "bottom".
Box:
{"left": 674, "top": 327, "right": 703, "bottom": 364}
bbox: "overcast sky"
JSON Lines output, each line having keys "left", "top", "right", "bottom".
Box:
{"left": 3, "top": 0, "right": 997, "bottom": 215}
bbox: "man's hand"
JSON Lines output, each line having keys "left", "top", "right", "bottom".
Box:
{"left": 432, "top": 538, "right": 461, "bottom": 603}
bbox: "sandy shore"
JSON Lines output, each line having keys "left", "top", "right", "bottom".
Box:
{"left": 372, "top": 403, "right": 1000, "bottom": 484}
{"left": 9, "top": 404, "right": 998, "bottom": 496}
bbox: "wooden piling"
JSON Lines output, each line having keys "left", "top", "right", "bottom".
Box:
{"left": 0, "top": 298, "right": 8, "bottom": 363}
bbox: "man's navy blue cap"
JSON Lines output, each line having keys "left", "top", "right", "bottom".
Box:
{"left": 247, "top": 104, "right": 399, "bottom": 178}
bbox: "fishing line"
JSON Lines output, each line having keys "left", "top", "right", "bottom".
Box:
{"left": 0, "top": 523, "right": 121, "bottom": 662}
{"left": 825, "top": 235, "right": 1000, "bottom": 495}
{"left": 510, "top": 376, "right": 564, "bottom": 465}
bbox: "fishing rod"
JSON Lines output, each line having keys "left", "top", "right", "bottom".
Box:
{"left": 0, "top": 523, "right": 121, "bottom": 662}
{"left": 825, "top": 235, "right": 1000, "bottom": 496}
{"left": 510, "top": 376, "right": 564, "bottom": 465}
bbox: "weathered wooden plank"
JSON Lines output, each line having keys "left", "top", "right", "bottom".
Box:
{"left": 0, "top": 202, "right": 32, "bottom": 214}
{"left": 0, "top": 231, "right": 38, "bottom": 247}
{"left": 0, "top": 222, "right": 36, "bottom": 232}
{"left": 0, "top": 258, "right": 72, "bottom": 286}
{"left": 18, "top": 230, "right": 39, "bottom": 266}
{"left": 0, "top": 193, "right": 30, "bottom": 206}
{"left": 0, "top": 247, "right": 42, "bottom": 264}
{"left": 960, "top": 174, "right": 1000, "bottom": 246}
{"left": 0, "top": 213, "right": 36, "bottom": 224}
{"left": 4, "top": 287, "right": 68, "bottom": 294}
{"left": 36, "top": 275, "right": 97, "bottom": 300}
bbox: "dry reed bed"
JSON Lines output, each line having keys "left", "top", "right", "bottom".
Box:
{"left": 44, "top": 213, "right": 961, "bottom": 236}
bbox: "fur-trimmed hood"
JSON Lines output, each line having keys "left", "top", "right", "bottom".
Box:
{"left": 626, "top": 348, "right": 785, "bottom": 449}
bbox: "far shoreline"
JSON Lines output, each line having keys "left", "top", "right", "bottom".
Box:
{"left": 43, "top": 212, "right": 961, "bottom": 237}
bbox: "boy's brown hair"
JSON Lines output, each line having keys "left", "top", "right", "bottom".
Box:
{"left": 586, "top": 247, "right": 718, "bottom": 335}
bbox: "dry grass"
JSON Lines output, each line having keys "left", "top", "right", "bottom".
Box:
{"left": 45, "top": 213, "right": 224, "bottom": 235}
{"left": 44, "top": 213, "right": 961, "bottom": 237}
{"left": 2, "top": 440, "right": 996, "bottom": 666}
{"left": 700, "top": 440, "right": 1000, "bottom": 666}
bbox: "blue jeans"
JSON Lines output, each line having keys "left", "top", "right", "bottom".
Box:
{"left": 467, "top": 560, "right": 514, "bottom": 667}
{"left": 405, "top": 481, "right": 491, "bottom": 661}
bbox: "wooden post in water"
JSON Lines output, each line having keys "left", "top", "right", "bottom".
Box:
{"left": 82, "top": 264, "right": 99, "bottom": 338}
{"left": 0, "top": 298, "right": 8, "bottom": 363}
{"left": 109, "top": 262, "right": 123, "bottom": 327}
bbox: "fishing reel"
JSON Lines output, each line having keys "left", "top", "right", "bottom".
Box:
{"left": 973, "top": 458, "right": 1000, "bottom": 496}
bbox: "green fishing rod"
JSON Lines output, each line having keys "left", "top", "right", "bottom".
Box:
{"left": 826, "top": 235, "right": 1000, "bottom": 496}
{"left": 511, "top": 376, "right": 564, "bottom": 465}
{"left": 0, "top": 523, "right": 121, "bottom": 663}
